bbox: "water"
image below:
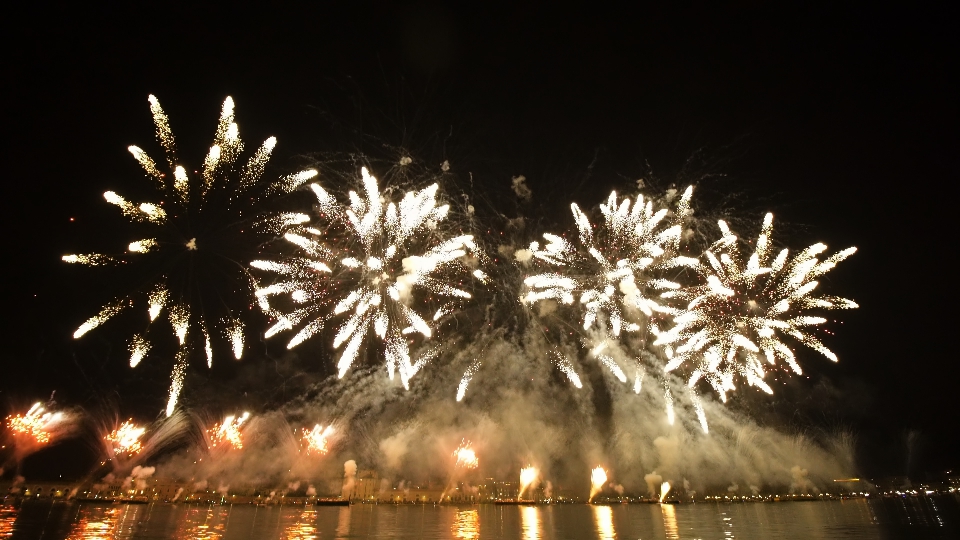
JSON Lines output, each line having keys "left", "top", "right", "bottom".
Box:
{"left": 1, "top": 497, "right": 957, "bottom": 539}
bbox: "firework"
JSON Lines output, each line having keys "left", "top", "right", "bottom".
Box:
{"left": 5, "top": 403, "right": 66, "bottom": 445}
{"left": 453, "top": 441, "right": 479, "bottom": 469}
{"left": 301, "top": 424, "right": 334, "bottom": 456}
{"left": 64, "top": 95, "right": 316, "bottom": 416}
{"left": 659, "top": 481, "right": 672, "bottom": 503}
{"left": 521, "top": 189, "right": 694, "bottom": 383}
{"left": 105, "top": 421, "right": 145, "bottom": 457}
{"left": 589, "top": 466, "right": 607, "bottom": 502}
{"left": 253, "top": 166, "right": 485, "bottom": 388}
{"left": 518, "top": 466, "right": 538, "bottom": 500}
{"left": 654, "top": 214, "right": 857, "bottom": 400}
{"left": 208, "top": 413, "right": 251, "bottom": 451}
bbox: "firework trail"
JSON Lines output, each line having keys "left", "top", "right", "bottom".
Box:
{"left": 253, "top": 166, "right": 486, "bottom": 388}
{"left": 64, "top": 95, "right": 316, "bottom": 416}
{"left": 589, "top": 466, "right": 607, "bottom": 502}
{"left": 654, "top": 213, "right": 857, "bottom": 400}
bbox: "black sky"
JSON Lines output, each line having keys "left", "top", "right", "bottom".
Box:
{"left": 1, "top": 3, "right": 956, "bottom": 478}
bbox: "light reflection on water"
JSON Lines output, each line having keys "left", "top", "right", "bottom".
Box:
{"left": 593, "top": 504, "right": 616, "bottom": 539}
{"left": 1, "top": 497, "right": 957, "bottom": 539}
{"left": 334, "top": 506, "right": 350, "bottom": 539}
{"left": 175, "top": 506, "right": 228, "bottom": 540}
{"left": 66, "top": 506, "right": 126, "bottom": 539}
{"left": 282, "top": 507, "right": 318, "bottom": 540}
{"left": 0, "top": 504, "right": 16, "bottom": 538}
{"left": 660, "top": 504, "right": 679, "bottom": 539}
{"left": 520, "top": 505, "right": 540, "bottom": 540}
{"left": 454, "top": 508, "right": 480, "bottom": 539}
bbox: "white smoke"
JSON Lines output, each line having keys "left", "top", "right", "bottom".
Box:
{"left": 511, "top": 175, "right": 532, "bottom": 201}
{"left": 644, "top": 472, "right": 663, "bottom": 498}
{"left": 342, "top": 460, "right": 357, "bottom": 498}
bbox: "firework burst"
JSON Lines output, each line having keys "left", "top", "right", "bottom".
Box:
{"left": 5, "top": 403, "right": 67, "bottom": 446}
{"left": 521, "top": 189, "right": 695, "bottom": 385}
{"left": 654, "top": 213, "right": 857, "bottom": 400}
{"left": 253, "top": 166, "right": 486, "bottom": 388}
{"left": 518, "top": 466, "right": 538, "bottom": 500}
{"left": 207, "top": 412, "right": 251, "bottom": 451}
{"left": 453, "top": 440, "right": 479, "bottom": 469}
{"left": 64, "top": 95, "right": 316, "bottom": 416}
{"left": 301, "top": 424, "right": 334, "bottom": 456}
{"left": 589, "top": 466, "right": 608, "bottom": 502}
{"left": 105, "top": 420, "right": 146, "bottom": 457}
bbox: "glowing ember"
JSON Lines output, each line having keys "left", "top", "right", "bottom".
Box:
{"left": 518, "top": 466, "right": 538, "bottom": 500}
{"left": 589, "top": 466, "right": 608, "bottom": 502}
{"left": 301, "top": 424, "right": 334, "bottom": 455}
{"left": 208, "top": 412, "right": 250, "bottom": 450}
{"left": 105, "top": 421, "right": 145, "bottom": 456}
{"left": 5, "top": 403, "right": 64, "bottom": 445}
{"left": 453, "top": 441, "right": 479, "bottom": 469}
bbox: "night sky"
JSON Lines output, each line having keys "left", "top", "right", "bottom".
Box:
{"left": 2, "top": 4, "right": 956, "bottom": 479}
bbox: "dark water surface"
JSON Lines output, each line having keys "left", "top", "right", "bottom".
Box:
{"left": 2, "top": 496, "right": 958, "bottom": 539}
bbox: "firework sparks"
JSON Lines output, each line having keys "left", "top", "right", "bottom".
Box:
{"left": 5, "top": 403, "right": 65, "bottom": 445}
{"left": 301, "top": 424, "right": 334, "bottom": 456}
{"left": 521, "top": 189, "right": 694, "bottom": 383}
{"left": 654, "top": 213, "right": 857, "bottom": 400}
{"left": 64, "top": 95, "right": 316, "bottom": 416}
{"left": 105, "top": 421, "right": 145, "bottom": 457}
{"left": 253, "top": 167, "right": 485, "bottom": 388}
{"left": 589, "top": 466, "right": 607, "bottom": 502}
{"left": 518, "top": 466, "right": 538, "bottom": 500}
{"left": 208, "top": 413, "right": 251, "bottom": 451}
{"left": 659, "top": 481, "right": 672, "bottom": 503}
{"left": 453, "top": 441, "right": 479, "bottom": 469}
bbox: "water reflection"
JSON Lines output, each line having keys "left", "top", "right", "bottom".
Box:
{"left": 453, "top": 508, "right": 479, "bottom": 539}
{"left": 334, "top": 506, "right": 350, "bottom": 539}
{"left": 0, "top": 504, "right": 16, "bottom": 538}
{"left": 66, "top": 506, "right": 125, "bottom": 539}
{"left": 284, "top": 507, "right": 318, "bottom": 539}
{"left": 593, "top": 505, "right": 616, "bottom": 540}
{"left": 661, "top": 504, "right": 679, "bottom": 539}
{"left": 175, "top": 506, "right": 228, "bottom": 540}
{"left": 521, "top": 505, "right": 541, "bottom": 540}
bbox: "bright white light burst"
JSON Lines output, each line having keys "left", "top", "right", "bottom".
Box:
{"left": 254, "top": 167, "right": 484, "bottom": 388}
{"left": 63, "top": 95, "right": 315, "bottom": 416}
{"left": 654, "top": 213, "right": 857, "bottom": 401}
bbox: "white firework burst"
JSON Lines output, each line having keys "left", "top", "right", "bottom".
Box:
{"left": 253, "top": 167, "right": 484, "bottom": 388}
{"left": 521, "top": 188, "right": 695, "bottom": 382}
{"left": 654, "top": 213, "right": 857, "bottom": 401}
{"left": 64, "top": 94, "right": 316, "bottom": 416}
